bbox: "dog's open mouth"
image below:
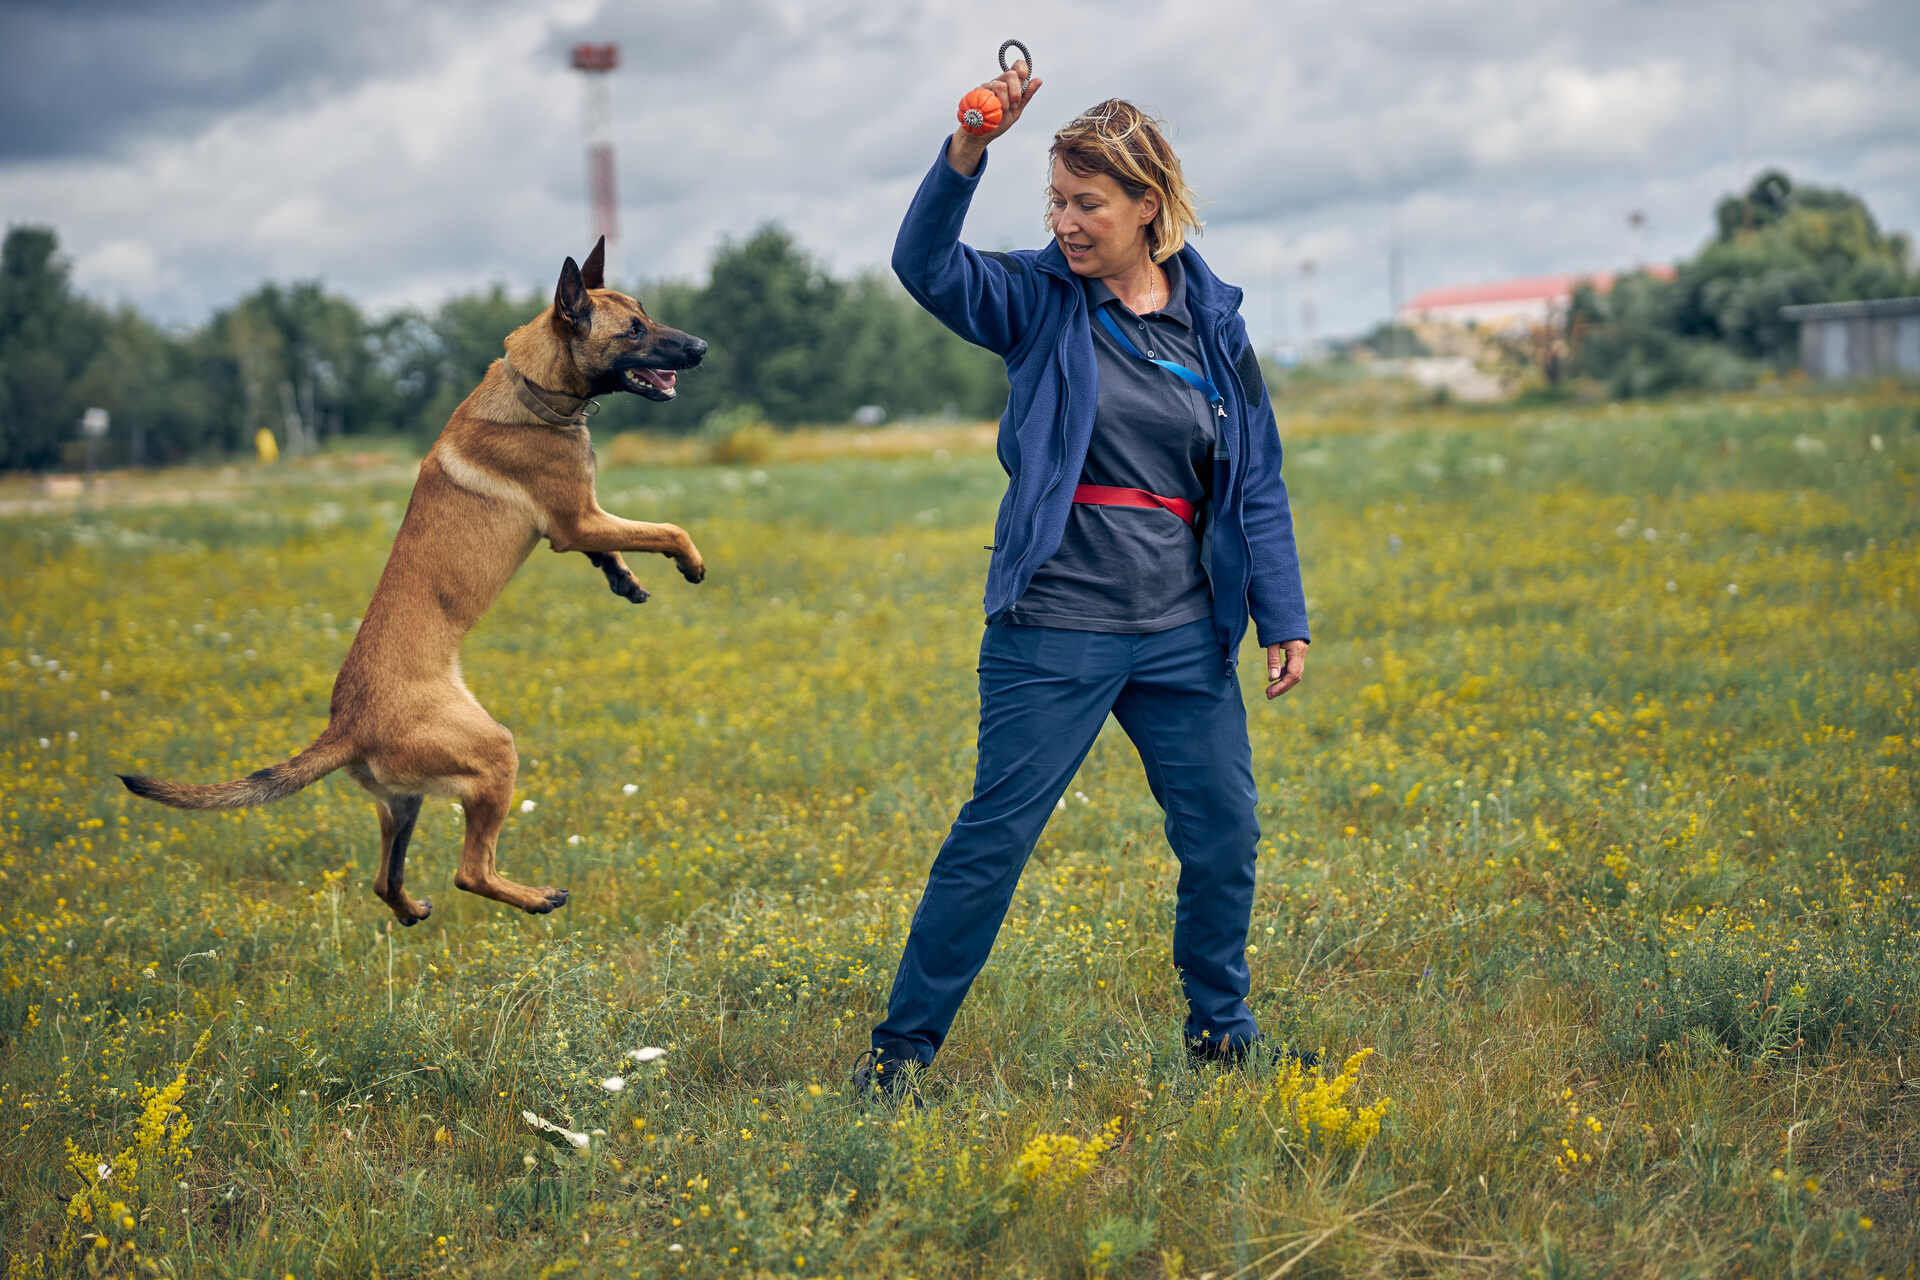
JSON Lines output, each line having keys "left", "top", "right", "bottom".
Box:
{"left": 624, "top": 367, "right": 677, "bottom": 399}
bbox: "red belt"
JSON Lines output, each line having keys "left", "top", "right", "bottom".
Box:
{"left": 1073, "top": 483, "right": 1197, "bottom": 528}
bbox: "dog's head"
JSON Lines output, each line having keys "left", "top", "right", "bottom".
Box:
{"left": 550, "top": 238, "right": 708, "bottom": 402}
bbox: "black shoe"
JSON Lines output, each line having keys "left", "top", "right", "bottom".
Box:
{"left": 849, "top": 1047, "right": 925, "bottom": 1110}
{"left": 1186, "top": 1035, "right": 1320, "bottom": 1070}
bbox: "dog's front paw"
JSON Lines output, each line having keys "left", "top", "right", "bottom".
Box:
{"left": 612, "top": 576, "right": 650, "bottom": 604}
{"left": 677, "top": 555, "right": 705, "bottom": 584}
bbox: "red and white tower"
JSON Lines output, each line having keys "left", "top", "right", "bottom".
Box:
{"left": 570, "top": 42, "right": 620, "bottom": 277}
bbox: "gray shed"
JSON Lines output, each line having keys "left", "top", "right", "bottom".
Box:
{"left": 1780, "top": 297, "right": 1920, "bottom": 380}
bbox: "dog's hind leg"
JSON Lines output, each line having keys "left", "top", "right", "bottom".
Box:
{"left": 373, "top": 794, "right": 433, "bottom": 926}
{"left": 447, "top": 724, "right": 570, "bottom": 915}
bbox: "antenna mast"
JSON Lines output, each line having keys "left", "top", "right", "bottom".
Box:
{"left": 571, "top": 43, "right": 620, "bottom": 277}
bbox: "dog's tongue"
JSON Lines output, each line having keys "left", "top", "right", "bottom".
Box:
{"left": 639, "top": 369, "right": 676, "bottom": 392}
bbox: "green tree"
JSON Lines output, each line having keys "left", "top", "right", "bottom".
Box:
{"left": 1680, "top": 171, "right": 1914, "bottom": 363}
{"left": 0, "top": 219, "right": 1017, "bottom": 469}
{"left": 203, "top": 281, "right": 381, "bottom": 455}
{"left": 1568, "top": 273, "right": 1753, "bottom": 398}
{"left": 70, "top": 306, "right": 223, "bottom": 465}
{"left": 834, "top": 271, "right": 1006, "bottom": 420}
{"left": 410, "top": 284, "right": 543, "bottom": 440}
{"left": 687, "top": 225, "right": 846, "bottom": 424}
{"left": 1571, "top": 171, "right": 1917, "bottom": 395}
{"left": 0, "top": 226, "right": 105, "bottom": 470}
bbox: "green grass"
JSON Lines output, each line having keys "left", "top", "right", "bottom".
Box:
{"left": 1, "top": 391, "right": 1916, "bottom": 1278}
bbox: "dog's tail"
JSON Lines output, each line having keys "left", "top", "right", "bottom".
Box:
{"left": 118, "top": 729, "right": 355, "bottom": 811}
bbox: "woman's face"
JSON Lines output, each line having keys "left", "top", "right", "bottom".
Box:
{"left": 1048, "top": 157, "right": 1159, "bottom": 278}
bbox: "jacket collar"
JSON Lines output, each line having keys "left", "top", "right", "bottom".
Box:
{"left": 1034, "top": 240, "right": 1244, "bottom": 324}
{"left": 1171, "top": 244, "right": 1244, "bottom": 323}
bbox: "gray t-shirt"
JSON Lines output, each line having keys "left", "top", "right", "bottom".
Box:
{"left": 1006, "top": 256, "right": 1216, "bottom": 633}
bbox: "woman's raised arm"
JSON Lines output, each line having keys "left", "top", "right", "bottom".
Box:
{"left": 890, "top": 61, "right": 1046, "bottom": 356}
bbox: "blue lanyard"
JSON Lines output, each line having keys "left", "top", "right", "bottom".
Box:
{"left": 1096, "top": 305, "right": 1226, "bottom": 419}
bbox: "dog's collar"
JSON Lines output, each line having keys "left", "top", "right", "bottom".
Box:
{"left": 503, "top": 358, "right": 596, "bottom": 428}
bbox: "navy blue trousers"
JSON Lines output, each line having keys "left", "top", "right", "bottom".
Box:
{"left": 873, "top": 617, "right": 1262, "bottom": 1064}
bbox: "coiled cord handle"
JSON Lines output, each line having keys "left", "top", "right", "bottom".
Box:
{"left": 998, "top": 39, "right": 1032, "bottom": 88}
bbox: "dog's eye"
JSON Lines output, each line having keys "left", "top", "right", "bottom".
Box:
{"left": 628, "top": 318, "right": 644, "bottom": 336}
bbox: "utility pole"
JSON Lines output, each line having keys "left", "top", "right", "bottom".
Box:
{"left": 1388, "top": 217, "right": 1405, "bottom": 349}
{"left": 1266, "top": 235, "right": 1280, "bottom": 359}
{"left": 1299, "top": 258, "right": 1318, "bottom": 357}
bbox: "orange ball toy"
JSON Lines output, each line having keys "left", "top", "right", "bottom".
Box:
{"left": 957, "top": 87, "right": 1003, "bottom": 136}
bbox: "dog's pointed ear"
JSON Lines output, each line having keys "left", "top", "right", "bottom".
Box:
{"left": 580, "top": 236, "right": 606, "bottom": 290}
{"left": 552, "top": 255, "right": 592, "bottom": 338}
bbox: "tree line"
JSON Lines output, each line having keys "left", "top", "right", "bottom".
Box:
{"left": 0, "top": 224, "right": 1008, "bottom": 472}
{"left": 1347, "top": 171, "right": 1914, "bottom": 398}
{"left": 1565, "top": 171, "right": 1915, "bottom": 396}
{"left": 5, "top": 170, "right": 1914, "bottom": 470}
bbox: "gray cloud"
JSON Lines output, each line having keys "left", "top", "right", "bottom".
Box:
{"left": 0, "top": 0, "right": 526, "bottom": 161}
{"left": 0, "top": 0, "right": 1913, "bottom": 342}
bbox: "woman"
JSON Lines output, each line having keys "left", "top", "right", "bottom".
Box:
{"left": 853, "top": 61, "right": 1310, "bottom": 1104}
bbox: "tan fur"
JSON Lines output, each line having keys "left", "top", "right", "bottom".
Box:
{"left": 120, "top": 241, "right": 706, "bottom": 924}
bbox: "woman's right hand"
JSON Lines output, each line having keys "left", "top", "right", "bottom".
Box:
{"left": 947, "top": 60, "right": 1042, "bottom": 174}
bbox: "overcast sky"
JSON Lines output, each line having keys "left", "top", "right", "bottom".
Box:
{"left": 3, "top": 0, "right": 1915, "bottom": 346}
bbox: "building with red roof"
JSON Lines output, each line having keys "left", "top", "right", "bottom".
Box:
{"left": 1399, "top": 265, "right": 1675, "bottom": 330}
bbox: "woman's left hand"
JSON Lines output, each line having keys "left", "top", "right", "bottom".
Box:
{"left": 1265, "top": 641, "right": 1307, "bottom": 700}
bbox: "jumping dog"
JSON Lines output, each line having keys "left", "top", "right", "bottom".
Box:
{"left": 120, "top": 238, "right": 706, "bottom": 925}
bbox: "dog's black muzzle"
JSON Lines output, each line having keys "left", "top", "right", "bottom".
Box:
{"left": 604, "top": 327, "right": 708, "bottom": 401}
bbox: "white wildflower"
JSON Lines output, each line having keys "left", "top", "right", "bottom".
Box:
{"left": 600, "top": 1076, "right": 625, "bottom": 1093}
{"left": 621, "top": 782, "right": 639, "bottom": 795}
{"left": 520, "top": 799, "right": 537, "bottom": 814}
{"left": 567, "top": 834, "right": 582, "bottom": 846}
{"left": 628, "top": 1046, "right": 667, "bottom": 1064}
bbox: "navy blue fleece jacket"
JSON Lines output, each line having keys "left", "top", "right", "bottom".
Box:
{"left": 890, "top": 140, "right": 1310, "bottom": 666}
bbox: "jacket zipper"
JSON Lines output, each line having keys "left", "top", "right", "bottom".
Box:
{"left": 1019, "top": 315, "right": 1079, "bottom": 582}
{"left": 1199, "top": 316, "right": 1252, "bottom": 677}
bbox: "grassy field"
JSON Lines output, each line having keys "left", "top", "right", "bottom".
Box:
{"left": 2, "top": 390, "right": 1917, "bottom": 1278}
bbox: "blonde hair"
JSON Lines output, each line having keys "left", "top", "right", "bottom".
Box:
{"left": 1046, "top": 99, "right": 1203, "bottom": 264}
